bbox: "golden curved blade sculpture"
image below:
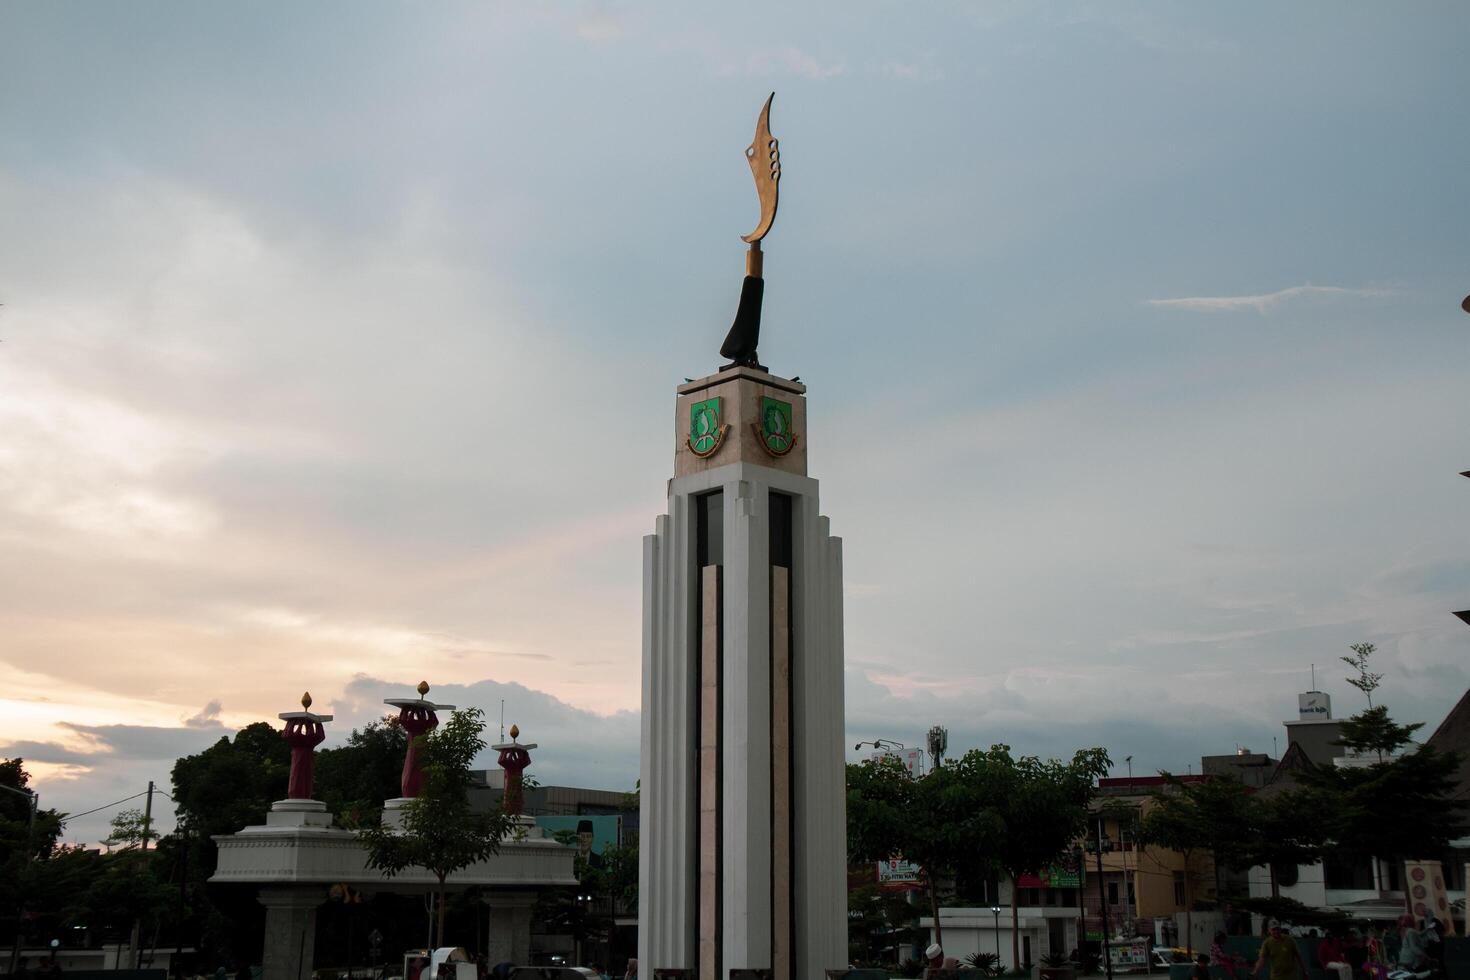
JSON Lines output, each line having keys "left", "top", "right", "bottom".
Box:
{"left": 741, "top": 92, "right": 780, "bottom": 244}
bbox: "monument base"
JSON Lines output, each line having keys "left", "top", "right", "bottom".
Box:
{"left": 380, "top": 797, "right": 413, "bottom": 829}
{"left": 266, "top": 798, "right": 334, "bottom": 829}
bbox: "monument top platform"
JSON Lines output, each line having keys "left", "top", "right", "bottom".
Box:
{"left": 277, "top": 710, "right": 333, "bottom": 722}
{"left": 674, "top": 365, "right": 808, "bottom": 479}
{"left": 677, "top": 365, "right": 805, "bottom": 397}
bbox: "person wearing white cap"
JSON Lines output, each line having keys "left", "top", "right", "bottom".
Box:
{"left": 924, "top": 942, "right": 960, "bottom": 976}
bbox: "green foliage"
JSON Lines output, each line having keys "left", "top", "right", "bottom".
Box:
{"left": 847, "top": 743, "right": 1108, "bottom": 962}
{"left": 102, "top": 807, "right": 156, "bottom": 850}
{"left": 1341, "top": 642, "right": 1383, "bottom": 709}
{"left": 975, "top": 745, "right": 1110, "bottom": 969}
{"left": 1, "top": 758, "right": 62, "bottom": 860}
{"left": 1, "top": 757, "right": 66, "bottom": 946}
{"left": 848, "top": 881, "right": 920, "bottom": 966}
{"left": 1334, "top": 705, "right": 1422, "bottom": 759}
{"left": 1041, "top": 951, "right": 1071, "bottom": 968}
{"left": 1138, "top": 772, "right": 1326, "bottom": 884}
{"left": 977, "top": 745, "right": 1111, "bottom": 881}
{"left": 82, "top": 844, "right": 175, "bottom": 936}
{"left": 1287, "top": 715, "right": 1465, "bottom": 865}
{"left": 171, "top": 721, "right": 289, "bottom": 839}
{"left": 1249, "top": 790, "right": 1329, "bottom": 875}
{"left": 358, "top": 707, "right": 515, "bottom": 947}
{"left": 847, "top": 753, "right": 1001, "bottom": 947}
{"left": 315, "top": 718, "right": 408, "bottom": 827}
{"left": 965, "top": 951, "right": 1001, "bottom": 974}
{"left": 582, "top": 840, "right": 639, "bottom": 908}
{"left": 1137, "top": 777, "right": 1214, "bottom": 859}
{"left": 165, "top": 723, "right": 290, "bottom": 963}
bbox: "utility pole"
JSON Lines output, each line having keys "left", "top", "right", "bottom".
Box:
{"left": 132, "top": 780, "right": 155, "bottom": 969}
{"left": 142, "top": 780, "right": 154, "bottom": 854}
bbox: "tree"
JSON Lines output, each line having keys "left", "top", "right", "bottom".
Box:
{"left": 847, "top": 878, "right": 919, "bottom": 967}
{"left": 1137, "top": 777, "right": 1214, "bottom": 954}
{"left": 315, "top": 719, "right": 409, "bottom": 827}
{"left": 1335, "top": 704, "right": 1421, "bottom": 764}
{"left": 847, "top": 744, "right": 1109, "bottom": 966}
{"left": 847, "top": 755, "right": 1001, "bottom": 951}
{"left": 978, "top": 746, "right": 1110, "bottom": 970}
{"left": 1341, "top": 642, "right": 1383, "bottom": 709}
{"left": 358, "top": 708, "right": 515, "bottom": 947}
{"left": 1248, "top": 791, "right": 1330, "bottom": 898}
{"left": 172, "top": 722, "right": 290, "bottom": 839}
{"left": 2, "top": 759, "right": 64, "bottom": 964}
{"left": 87, "top": 810, "right": 174, "bottom": 954}
{"left": 1287, "top": 705, "right": 1464, "bottom": 867}
{"left": 169, "top": 722, "right": 290, "bottom": 964}
{"left": 1, "top": 759, "right": 61, "bottom": 854}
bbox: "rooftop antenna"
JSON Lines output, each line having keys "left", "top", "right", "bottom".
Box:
{"left": 500, "top": 699, "right": 506, "bottom": 743}
{"left": 1311, "top": 663, "right": 1316, "bottom": 690}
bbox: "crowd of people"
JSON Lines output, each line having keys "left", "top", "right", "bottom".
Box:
{"left": 1239, "top": 913, "right": 1448, "bottom": 980}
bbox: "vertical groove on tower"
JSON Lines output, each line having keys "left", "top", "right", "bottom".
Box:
{"left": 770, "top": 490, "right": 794, "bottom": 980}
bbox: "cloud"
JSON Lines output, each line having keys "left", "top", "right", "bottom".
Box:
{"left": 184, "top": 700, "right": 223, "bottom": 728}
{"left": 58, "top": 721, "right": 229, "bottom": 762}
{"left": 1144, "top": 284, "right": 1390, "bottom": 314}
{"left": 575, "top": 10, "right": 625, "bottom": 44}
{"left": 729, "top": 47, "right": 846, "bottom": 80}
{"left": 0, "top": 740, "right": 98, "bottom": 768}
{"left": 878, "top": 60, "right": 943, "bottom": 82}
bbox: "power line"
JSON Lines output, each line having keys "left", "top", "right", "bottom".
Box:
{"left": 59, "top": 790, "right": 149, "bottom": 823}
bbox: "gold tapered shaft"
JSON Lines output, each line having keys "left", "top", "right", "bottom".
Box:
{"left": 746, "top": 242, "right": 763, "bottom": 278}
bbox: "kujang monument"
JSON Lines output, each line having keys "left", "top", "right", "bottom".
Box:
{"left": 638, "top": 94, "right": 848, "bottom": 980}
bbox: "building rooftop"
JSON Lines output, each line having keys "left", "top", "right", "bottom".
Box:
{"left": 1426, "top": 687, "right": 1470, "bottom": 803}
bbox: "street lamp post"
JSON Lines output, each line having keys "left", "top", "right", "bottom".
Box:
{"left": 991, "top": 906, "right": 1002, "bottom": 969}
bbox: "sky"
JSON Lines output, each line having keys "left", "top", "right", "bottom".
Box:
{"left": 1, "top": 2, "right": 1468, "bottom": 847}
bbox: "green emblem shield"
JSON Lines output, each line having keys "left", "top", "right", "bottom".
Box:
{"left": 757, "top": 397, "right": 797, "bottom": 456}
{"left": 688, "top": 397, "right": 728, "bottom": 458}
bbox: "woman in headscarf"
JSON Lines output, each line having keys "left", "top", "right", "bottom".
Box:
{"left": 1397, "top": 914, "right": 1427, "bottom": 972}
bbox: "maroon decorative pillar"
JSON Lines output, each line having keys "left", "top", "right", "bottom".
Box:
{"left": 492, "top": 724, "right": 538, "bottom": 816}
{"left": 278, "top": 692, "right": 332, "bottom": 800}
{"left": 384, "top": 680, "right": 455, "bottom": 800}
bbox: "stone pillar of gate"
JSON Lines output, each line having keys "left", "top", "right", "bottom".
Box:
{"left": 485, "top": 890, "right": 538, "bottom": 967}
{"left": 259, "top": 886, "right": 324, "bottom": 980}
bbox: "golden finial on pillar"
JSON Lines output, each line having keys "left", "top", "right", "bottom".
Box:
{"left": 509, "top": 723, "right": 520, "bottom": 740}
{"left": 301, "top": 691, "right": 312, "bottom": 709}
{"left": 417, "top": 680, "right": 430, "bottom": 697}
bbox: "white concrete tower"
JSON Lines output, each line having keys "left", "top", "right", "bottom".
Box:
{"left": 639, "top": 365, "right": 846, "bottom": 980}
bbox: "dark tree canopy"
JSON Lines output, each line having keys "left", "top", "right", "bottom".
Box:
{"left": 1335, "top": 704, "right": 1424, "bottom": 760}
{"left": 171, "top": 721, "right": 289, "bottom": 838}
{"left": 1, "top": 758, "right": 63, "bottom": 862}
{"left": 847, "top": 743, "right": 1108, "bottom": 963}
{"left": 315, "top": 718, "right": 408, "bottom": 826}
{"left": 1288, "top": 719, "right": 1465, "bottom": 865}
